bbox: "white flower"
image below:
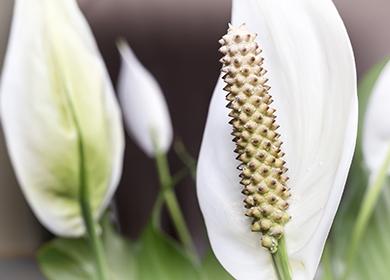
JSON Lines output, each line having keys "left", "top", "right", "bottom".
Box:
{"left": 0, "top": 0, "right": 124, "bottom": 237}
{"left": 196, "top": 0, "right": 357, "bottom": 279}
{"left": 117, "top": 40, "right": 173, "bottom": 157}
{"left": 363, "top": 60, "right": 390, "bottom": 177}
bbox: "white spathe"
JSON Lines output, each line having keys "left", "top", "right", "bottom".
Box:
{"left": 197, "top": 0, "right": 358, "bottom": 279}
{"left": 0, "top": 0, "right": 124, "bottom": 237}
{"left": 117, "top": 40, "right": 173, "bottom": 157}
{"left": 363, "top": 60, "right": 390, "bottom": 176}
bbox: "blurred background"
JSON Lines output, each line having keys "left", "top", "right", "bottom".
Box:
{"left": 0, "top": 0, "right": 390, "bottom": 278}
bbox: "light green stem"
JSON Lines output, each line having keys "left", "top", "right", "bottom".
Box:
{"left": 68, "top": 92, "right": 109, "bottom": 280}
{"left": 342, "top": 144, "right": 390, "bottom": 280}
{"left": 151, "top": 168, "right": 188, "bottom": 229}
{"left": 174, "top": 140, "right": 197, "bottom": 179}
{"left": 54, "top": 49, "right": 109, "bottom": 279}
{"left": 271, "top": 237, "right": 292, "bottom": 280}
{"left": 322, "top": 245, "right": 334, "bottom": 280}
{"left": 80, "top": 172, "right": 109, "bottom": 280}
{"left": 154, "top": 149, "right": 199, "bottom": 263}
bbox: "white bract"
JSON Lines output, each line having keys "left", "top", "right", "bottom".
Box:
{"left": 363, "top": 60, "right": 390, "bottom": 177}
{"left": 117, "top": 40, "right": 173, "bottom": 157}
{"left": 0, "top": 0, "right": 124, "bottom": 237}
{"left": 197, "top": 0, "right": 357, "bottom": 279}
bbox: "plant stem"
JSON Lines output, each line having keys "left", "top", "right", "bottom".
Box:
{"left": 151, "top": 168, "right": 188, "bottom": 229}
{"left": 342, "top": 144, "right": 390, "bottom": 280}
{"left": 322, "top": 245, "right": 334, "bottom": 280}
{"left": 72, "top": 103, "right": 109, "bottom": 280}
{"left": 151, "top": 190, "right": 165, "bottom": 229}
{"left": 80, "top": 185, "right": 109, "bottom": 280}
{"left": 174, "top": 140, "right": 197, "bottom": 179}
{"left": 271, "top": 237, "right": 292, "bottom": 280}
{"left": 154, "top": 149, "right": 199, "bottom": 263}
{"left": 55, "top": 53, "right": 109, "bottom": 279}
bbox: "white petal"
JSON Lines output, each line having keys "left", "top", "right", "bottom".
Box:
{"left": 117, "top": 40, "right": 173, "bottom": 157}
{"left": 363, "top": 60, "right": 390, "bottom": 176}
{"left": 197, "top": 0, "right": 357, "bottom": 279}
{"left": 0, "top": 0, "right": 124, "bottom": 237}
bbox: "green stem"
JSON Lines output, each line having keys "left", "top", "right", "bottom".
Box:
{"left": 53, "top": 47, "right": 109, "bottom": 279}
{"left": 154, "top": 149, "right": 199, "bottom": 263}
{"left": 342, "top": 144, "right": 390, "bottom": 280}
{"left": 70, "top": 97, "right": 109, "bottom": 280}
{"left": 174, "top": 140, "right": 197, "bottom": 179}
{"left": 151, "top": 190, "right": 165, "bottom": 229}
{"left": 271, "top": 237, "right": 292, "bottom": 280}
{"left": 151, "top": 168, "right": 188, "bottom": 229}
{"left": 80, "top": 185, "right": 109, "bottom": 280}
{"left": 321, "top": 245, "right": 334, "bottom": 280}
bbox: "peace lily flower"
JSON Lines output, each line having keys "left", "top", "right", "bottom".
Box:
{"left": 362, "top": 60, "right": 390, "bottom": 179}
{"left": 338, "top": 59, "right": 390, "bottom": 279}
{"left": 197, "top": 0, "right": 357, "bottom": 279}
{"left": 0, "top": 0, "right": 124, "bottom": 237}
{"left": 116, "top": 41, "right": 198, "bottom": 261}
{"left": 117, "top": 40, "right": 173, "bottom": 157}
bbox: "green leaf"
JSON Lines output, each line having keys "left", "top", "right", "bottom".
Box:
{"left": 38, "top": 238, "right": 98, "bottom": 280}
{"left": 38, "top": 220, "right": 136, "bottom": 280}
{"left": 135, "top": 224, "right": 200, "bottom": 280}
{"left": 321, "top": 58, "right": 390, "bottom": 279}
{"left": 201, "top": 250, "right": 234, "bottom": 280}
{"left": 101, "top": 219, "right": 137, "bottom": 280}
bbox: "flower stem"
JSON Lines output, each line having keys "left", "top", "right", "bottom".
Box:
{"left": 174, "top": 140, "right": 197, "bottom": 179}
{"left": 56, "top": 55, "right": 109, "bottom": 279}
{"left": 77, "top": 128, "right": 109, "bottom": 280}
{"left": 151, "top": 168, "right": 188, "bottom": 229}
{"left": 80, "top": 186, "right": 109, "bottom": 280}
{"left": 154, "top": 149, "right": 199, "bottom": 263}
{"left": 342, "top": 144, "right": 390, "bottom": 280}
{"left": 271, "top": 237, "right": 292, "bottom": 280}
{"left": 321, "top": 245, "right": 334, "bottom": 280}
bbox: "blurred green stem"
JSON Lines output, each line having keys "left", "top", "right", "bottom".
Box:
{"left": 342, "top": 144, "right": 390, "bottom": 280}
{"left": 66, "top": 87, "right": 109, "bottom": 280}
{"left": 151, "top": 168, "right": 188, "bottom": 228}
{"left": 154, "top": 147, "right": 199, "bottom": 263}
{"left": 174, "top": 140, "right": 197, "bottom": 179}
{"left": 78, "top": 145, "right": 108, "bottom": 280}
{"left": 80, "top": 181, "right": 109, "bottom": 280}
{"left": 272, "top": 237, "right": 292, "bottom": 280}
{"left": 322, "top": 245, "right": 334, "bottom": 280}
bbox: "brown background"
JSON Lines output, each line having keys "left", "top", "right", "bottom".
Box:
{"left": 0, "top": 0, "right": 390, "bottom": 258}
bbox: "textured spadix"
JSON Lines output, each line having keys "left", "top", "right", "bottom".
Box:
{"left": 363, "top": 60, "right": 390, "bottom": 177}
{"left": 0, "top": 0, "right": 124, "bottom": 237}
{"left": 196, "top": 0, "right": 358, "bottom": 279}
{"left": 117, "top": 40, "right": 173, "bottom": 157}
{"left": 220, "top": 24, "right": 291, "bottom": 253}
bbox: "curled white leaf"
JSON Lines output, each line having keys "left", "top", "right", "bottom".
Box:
{"left": 0, "top": 0, "right": 124, "bottom": 237}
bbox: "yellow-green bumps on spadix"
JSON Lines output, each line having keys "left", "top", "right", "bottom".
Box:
{"left": 219, "top": 24, "right": 291, "bottom": 253}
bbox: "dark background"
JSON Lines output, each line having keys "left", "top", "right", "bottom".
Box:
{"left": 0, "top": 0, "right": 390, "bottom": 262}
